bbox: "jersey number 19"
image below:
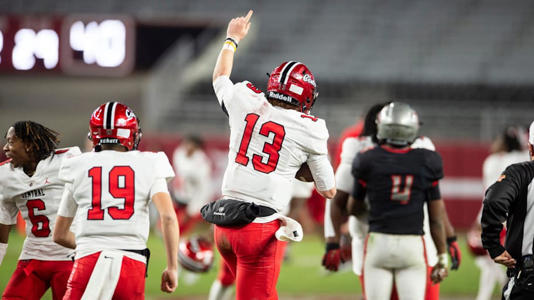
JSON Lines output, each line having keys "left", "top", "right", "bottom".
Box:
{"left": 88, "top": 166, "right": 135, "bottom": 220}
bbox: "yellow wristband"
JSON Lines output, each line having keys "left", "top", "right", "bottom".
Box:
{"left": 223, "top": 40, "right": 237, "bottom": 52}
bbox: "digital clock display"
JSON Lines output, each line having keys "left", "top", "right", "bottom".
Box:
{"left": 0, "top": 15, "right": 134, "bottom": 76}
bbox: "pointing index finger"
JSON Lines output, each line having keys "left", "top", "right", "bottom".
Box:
{"left": 244, "top": 10, "right": 253, "bottom": 22}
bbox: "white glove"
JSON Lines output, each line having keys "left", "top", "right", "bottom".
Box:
{"left": 275, "top": 215, "right": 303, "bottom": 242}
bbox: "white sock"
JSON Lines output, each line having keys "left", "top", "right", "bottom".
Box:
{"left": 208, "top": 279, "right": 234, "bottom": 300}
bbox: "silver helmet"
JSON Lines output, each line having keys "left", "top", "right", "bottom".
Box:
{"left": 376, "top": 102, "right": 419, "bottom": 146}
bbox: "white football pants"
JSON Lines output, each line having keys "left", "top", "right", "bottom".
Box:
{"left": 364, "top": 232, "right": 427, "bottom": 300}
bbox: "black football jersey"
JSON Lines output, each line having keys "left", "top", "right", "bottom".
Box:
{"left": 352, "top": 145, "right": 443, "bottom": 235}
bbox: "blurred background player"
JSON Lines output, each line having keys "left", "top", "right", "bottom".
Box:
{"left": 323, "top": 102, "right": 460, "bottom": 300}
{"left": 348, "top": 102, "right": 449, "bottom": 300}
{"left": 171, "top": 135, "right": 213, "bottom": 234}
{"left": 207, "top": 10, "right": 336, "bottom": 300}
{"left": 468, "top": 125, "right": 528, "bottom": 300}
{"left": 0, "top": 121, "right": 81, "bottom": 300}
{"left": 52, "top": 102, "right": 180, "bottom": 299}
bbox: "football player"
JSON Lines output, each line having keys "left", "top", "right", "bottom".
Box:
{"left": 210, "top": 10, "right": 335, "bottom": 300}
{"left": 52, "top": 102, "right": 180, "bottom": 299}
{"left": 0, "top": 121, "right": 81, "bottom": 300}
{"left": 323, "top": 103, "right": 460, "bottom": 300}
{"left": 171, "top": 135, "right": 212, "bottom": 234}
{"left": 348, "top": 102, "right": 449, "bottom": 300}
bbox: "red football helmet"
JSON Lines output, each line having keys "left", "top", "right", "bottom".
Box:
{"left": 178, "top": 236, "right": 214, "bottom": 273}
{"left": 89, "top": 102, "right": 141, "bottom": 151}
{"left": 267, "top": 61, "right": 318, "bottom": 114}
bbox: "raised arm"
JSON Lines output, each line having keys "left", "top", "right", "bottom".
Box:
{"left": 212, "top": 10, "right": 253, "bottom": 81}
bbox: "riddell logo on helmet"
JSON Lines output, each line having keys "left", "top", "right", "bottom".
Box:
{"left": 269, "top": 91, "right": 292, "bottom": 103}
{"left": 302, "top": 74, "right": 316, "bottom": 87}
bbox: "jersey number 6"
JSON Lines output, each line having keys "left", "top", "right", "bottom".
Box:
{"left": 88, "top": 166, "right": 135, "bottom": 220}
{"left": 235, "top": 113, "right": 286, "bottom": 174}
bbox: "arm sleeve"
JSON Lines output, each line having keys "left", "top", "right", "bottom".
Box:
{"left": 0, "top": 199, "right": 19, "bottom": 225}
{"left": 58, "top": 157, "right": 76, "bottom": 183}
{"left": 307, "top": 154, "right": 335, "bottom": 192}
{"left": 426, "top": 182, "right": 442, "bottom": 201}
{"left": 213, "top": 76, "right": 234, "bottom": 116}
{"left": 427, "top": 151, "right": 444, "bottom": 181}
{"left": 335, "top": 138, "right": 360, "bottom": 193}
{"left": 351, "top": 154, "right": 368, "bottom": 200}
{"left": 57, "top": 184, "right": 78, "bottom": 218}
{"left": 323, "top": 198, "right": 335, "bottom": 238}
{"left": 481, "top": 165, "right": 525, "bottom": 258}
{"left": 154, "top": 152, "right": 175, "bottom": 182}
{"left": 150, "top": 178, "right": 170, "bottom": 199}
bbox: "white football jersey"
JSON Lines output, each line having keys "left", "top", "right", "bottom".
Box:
{"left": 331, "top": 136, "right": 440, "bottom": 270}
{"left": 0, "top": 147, "right": 81, "bottom": 261}
{"left": 213, "top": 76, "right": 335, "bottom": 213}
{"left": 172, "top": 146, "right": 212, "bottom": 216}
{"left": 57, "top": 150, "right": 174, "bottom": 260}
{"left": 483, "top": 150, "right": 529, "bottom": 189}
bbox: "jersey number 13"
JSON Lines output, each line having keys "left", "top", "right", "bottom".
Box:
{"left": 235, "top": 113, "right": 286, "bottom": 174}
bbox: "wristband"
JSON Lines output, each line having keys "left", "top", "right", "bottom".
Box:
{"left": 225, "top": 37, "right": 239, "bottom": 48}
{"left": 222, "top": 40, "right": 237, "bottom": 53}
{"left": 438, "top": 253, "right": 449, "bottom": 268}
{"left": 0, "top": 243, "right": 7, "bottom": 265}
{"left": 325, "top": 242, "right": 340, "bottom": 252}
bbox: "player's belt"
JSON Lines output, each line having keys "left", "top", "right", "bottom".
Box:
{"left": 201, "top": 199, "right": 276, "bottom": 227}
{"left": 122, "top": 248, "right": 150, "bottom": 277}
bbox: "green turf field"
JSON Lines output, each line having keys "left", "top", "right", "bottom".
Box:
{"left": 0, "top": 231, "right": 500, "bottom": 299}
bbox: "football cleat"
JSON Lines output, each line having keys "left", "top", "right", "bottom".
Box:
{"left": 267, "top": 61, "right": 318, "bottom": 114}
{"left": 178, "top": 236, "right": 214, "bottom": 273}
{"left": 89, "top": 101, "right": 141, "bottom": 151}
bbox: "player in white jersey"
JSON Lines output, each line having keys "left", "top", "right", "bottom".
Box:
{"left": 52, "top": 102, "right": 180, "bottom": 299}
{"left": 204, "top": 10, "right": 335, "bottom": 300}
{"left": 0, "top": 121, "right": 80, "bottom": 300}
{"left": 323, "top": 103, "right": 460, "bottom": 300}
{"left": 172, "top": 135, "right": 212, "bottom": 233}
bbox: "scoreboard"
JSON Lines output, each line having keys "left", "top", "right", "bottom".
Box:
{"left": 0, "top": 15, "right": 134, "bottom": 76}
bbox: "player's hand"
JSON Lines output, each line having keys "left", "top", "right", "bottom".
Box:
{"left": 161, "top": 267, "right": 178, "bottom": 293}
{"left": 322, "top": 242, "right": 344, "bottom": 271}
{"left": 447, "top": 236, "right": 462, "bottom": 270}
{"left": 494, "top": 250, "right": 516, "bottom": 268}
{"left": 430, "top": 263, "right": 448, "bottom": 284}
{"left": 227, "top": 10, "right": 253, "bottom": 43}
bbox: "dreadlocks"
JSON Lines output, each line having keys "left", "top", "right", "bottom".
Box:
{"left": 12, "top": 121, "right": 60, "bottom": 162}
